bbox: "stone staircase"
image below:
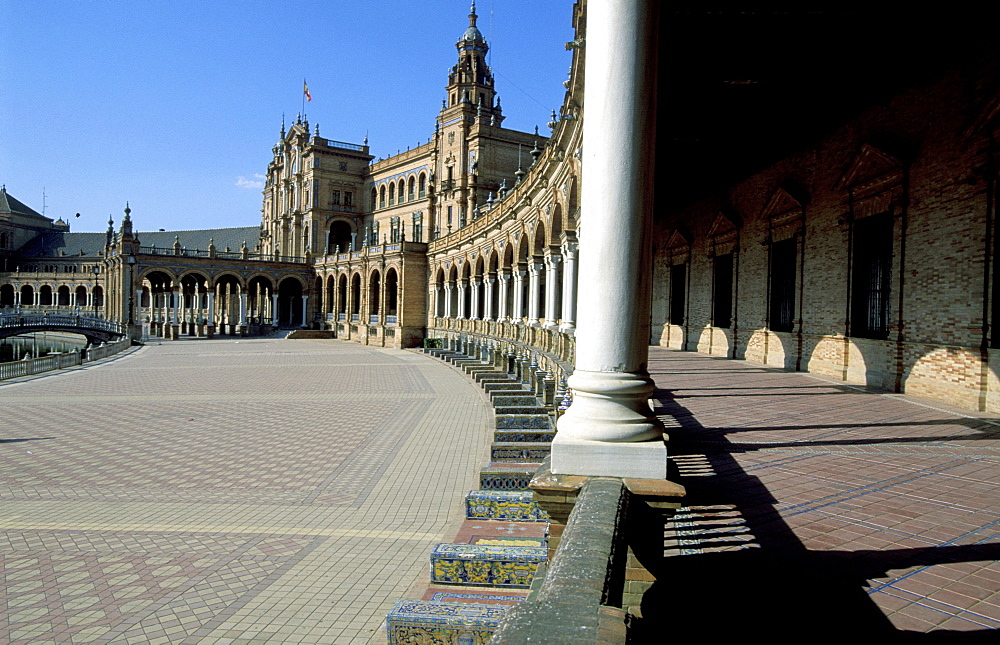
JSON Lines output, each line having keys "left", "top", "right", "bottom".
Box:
{"left": 384, "top": 339, "right": 566, "bottom": 644}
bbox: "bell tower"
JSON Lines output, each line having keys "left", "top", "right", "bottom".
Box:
{"left": 443, "top": 1, "right": 502, "bottom": 121}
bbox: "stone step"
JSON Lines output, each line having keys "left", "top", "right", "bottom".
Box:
{"left": 492, "top": 395, "right": 540, "bottom": 407}
{"left": 465, "top": 490, "right": 547, "bottom": 522}
{"left": 493, "top": 429, "right": 556, "bottom": 443}
{"left": 474, "top": 372, "right": 514, "bottom": 383}
{"left": 480, "top": 464, "right": 537, "bottom": 491}
{"left": 385, "top": 600, "right": 507, "bottom": 645}
{"left": 430, "top": 543, "right": 547, "bottom": 588}
{"left": 490, "top": 442, "right": 551, "bottom": 463}
{"left": 495, "top": 414, "right": 551, "bottom": 429}
{"left": 494, "top": 405, "right": 549, "bottom": 415}
{"left": 483, "top": 381, "right": 528, "bottom": 393}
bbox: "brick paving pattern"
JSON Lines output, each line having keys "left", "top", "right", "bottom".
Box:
{"left": 648, "top": 347, "right": 1000, "bottom": 639}
{"left": 1, "top": 337, "right": 492, "bottom": 644}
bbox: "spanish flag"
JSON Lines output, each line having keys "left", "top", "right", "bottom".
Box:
{"left": 303, "top": 80, "right": 312, "bottom": 102}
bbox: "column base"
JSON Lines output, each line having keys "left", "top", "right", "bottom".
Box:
{"left": 550, "top": 434, "right": 667, "bottom": 479}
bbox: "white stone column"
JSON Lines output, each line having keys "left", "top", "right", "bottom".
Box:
{"left": 498, "top": 271, "right": 510, "bottom": 320}
{"left": 171, "top": 289, "right": 180, "bottom": 325}
{"left": 457, "top": 282, "right": 467, "bottom": 319}
{"left": 544, "top": 252, "right": 562, "bottom": 328}
{"left": 553, "top": 0, "right": 665, "bottom": 479}
{"left": 512, "top": 268, "right": 525, "bottom": 321}
{"left": 300, "top": 295, "right": 308, "bottom": 328}
{"left": 271, "top": 293, "right": 279, "bottom": 325}
{"left": 527, "top": 261, "right": 543, "bottom": 325}
{"left": 444, "top": 285, "right": 454, "bottom": 318}
{"left": 470, "top": 278, "right": 481, "bottom": 320}
{"left": 484, "top": 278, "right": 495, "bottom": 321}
{"left": 560, "top": 233, "right": 579, "bottom": 332}
{"left": 207, "top": 292, "right": 215, "bottom": 324}
{"left": 239, "top": 293, "right": 248, "bottom": 326}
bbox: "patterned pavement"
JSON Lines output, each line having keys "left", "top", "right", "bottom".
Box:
{"left": 646, "top": 347, "right": 1000, "bottom": 640}
{"left": 1, "top": 336, "right": 492, "bottom": 644}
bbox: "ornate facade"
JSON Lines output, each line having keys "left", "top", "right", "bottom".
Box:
{"left": 6, "top": 0, "right": 1000, "bottom": 426}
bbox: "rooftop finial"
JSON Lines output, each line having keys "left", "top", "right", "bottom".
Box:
{"left": 470, "top": 0, "right": 477, "bottom": 25}
{"left": 123, "top": 202, "right": 131, "bottom": 221}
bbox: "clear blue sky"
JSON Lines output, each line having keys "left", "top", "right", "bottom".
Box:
{"left": 1, "top": 0, "right": 573, "bottom": 233}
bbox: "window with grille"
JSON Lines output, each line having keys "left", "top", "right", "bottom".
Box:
{"left": 769, "top": 238, "right": 796, "bottom": 332}
{"left": 713, "top": 253, "right": 733, "bottom": 328}
{"left": 851, "top": 214, "right": 892, "bottom": 339}
{"left": 669, "top": 263, "right": 686, "bottom": 325}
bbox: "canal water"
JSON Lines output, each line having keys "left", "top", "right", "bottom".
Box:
{"left": 0, "top": 333, "right": 87, "bottom": 364}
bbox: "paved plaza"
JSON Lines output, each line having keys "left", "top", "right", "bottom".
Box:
{"left": 647, "top": 347, "right": 1000, "bottom": 639}
{"left": 1, "top": 336, "right": 492, "bottom": 644}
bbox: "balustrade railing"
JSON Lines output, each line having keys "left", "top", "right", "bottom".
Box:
{"left": 0, "top": 336, "right": 131, "bottom": 381}
{"left": 0, "top": 312, "right": 127, "bottom": 336}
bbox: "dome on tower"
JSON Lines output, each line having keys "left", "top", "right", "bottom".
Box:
{"left": 458, "top": 1, "right": 486, "bottom": 45}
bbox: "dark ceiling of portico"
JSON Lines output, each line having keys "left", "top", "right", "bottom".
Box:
{"left": 656, "top": 7, "right": 1000, "bottom": 213}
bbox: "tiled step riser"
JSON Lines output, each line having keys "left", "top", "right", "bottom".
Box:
{"left": 465, "top": 490, "right": 548, "bottom": 522}
{"left": 385, "top": 601, "right": 505, "bottom": 645}
{"left": 492, "top": 395, "right": 539, "bottom": 407}
{"left": 494, "top": 430, "right": 556, "bottom": 443}
{"left": 430, "top": 544, "right": 546, "bottom": 588}
{"left": 494, "top": 406, "right": 549, "bottom": 415}
{"left": 480, "top": 469, "right": 533, "bottom": 491}
{"left": 495, "top": 415, "right": 551, "bottom": 430}
{"left": 490, "top": 443, "right": 551, "bottom": 463}
{"left": 484, "top": 382, "right": 528, "bottom": 393}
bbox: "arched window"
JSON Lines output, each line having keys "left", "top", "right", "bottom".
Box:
{"left": 418, "top": 173, "right": 427, "bottom": 198}
{"left": 371, "top": 187, "right": 378, "bottom": 210}
{"left": 407, "top": 177, "right": 415, "bottom": 201}
{"left": 379, "top": 185, "right": 386, "bottom": 209}
{"left": 388, "top": 183, "right": 395, "bottom": 206}
{"left": 398, "top": 180, "right": 406, "bottom": 203}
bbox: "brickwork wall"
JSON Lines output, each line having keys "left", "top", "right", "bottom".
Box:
{"left": 652, "top": 60, "right": 1000, "bottom": 413}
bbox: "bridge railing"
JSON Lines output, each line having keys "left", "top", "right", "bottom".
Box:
{"left": 0, "top": 336, "right": 131, "bottom": 381}
{"left": 0, "top": 312, "right": 127, "bottom": 336}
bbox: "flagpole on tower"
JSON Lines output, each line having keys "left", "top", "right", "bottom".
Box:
{"left": 302, "top": 78, "right": 311, "bottom": 118}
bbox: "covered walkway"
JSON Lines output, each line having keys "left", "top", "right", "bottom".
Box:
{"left": 644, "top": 347, "right": 1000, "bottom": 639}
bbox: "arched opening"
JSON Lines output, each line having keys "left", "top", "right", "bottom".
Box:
{"left": 474, "top": 256, "right": 485, "bottom": 319}
{"left": 247, "top": 275, "right": 274, "bottom": 325}
{"left": 389, "top": 183, "right": 396, "bottom": 206}
{"left": 338, "top": 273, "right": 348, "bottom": 317}
{"left": 407, "top": 176, "right": 415, "bottom": 202}
{"left": 379, "top": 185, "right": 386, "bottom": 209}
{"left": 57, "top": 285, "right": 71, "bottom": 307}
{"left": 0, "top": 284, "right": 14, "bottom": 307}
{"left": 93, "top": 286, "right": 103, "bottom": 308}
{"left": 350, "top": 273, "right": 362, "bottom": 319}
{"left": 213, "top": 274, "right": 242, "bottom": 333}
{"left": 435, "top": 268, "right": 446, "bottom": 318}
{"left": 75, "top": 285, "right": 88, "bottom": 308}
{"left": 418, "top": 173, "right": 427, "bottom": 198}
{"left": 462, "top": 262, "right": 472, "bottom": 319}
{"left": 39, "top": 285, "right": 53, "bottom": 306}
{"left": 329, "top": 220, "right": 353, "bottom": 253}
{"left": 386, "top": 268, "right": 399, "bottom": 321}
{"left": 325, "top": 275, "right": 336, "bottom": 314}
{"left": 277, "top": 277, "right": 303, "bottom": 326}
{"left": 448, "top": 265, "right": 459, "bottom": 317}
{"left": 398, "top": 180, "right": 406, "bottom": 203}
{"left": 20, "top": 285, "right": 34, "bottom": 306}
{"left": 369, "top": 270, "right": 381, "bottom": 321}
{"left": 371, "top": 187, "right": 378, "bottom": 210}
